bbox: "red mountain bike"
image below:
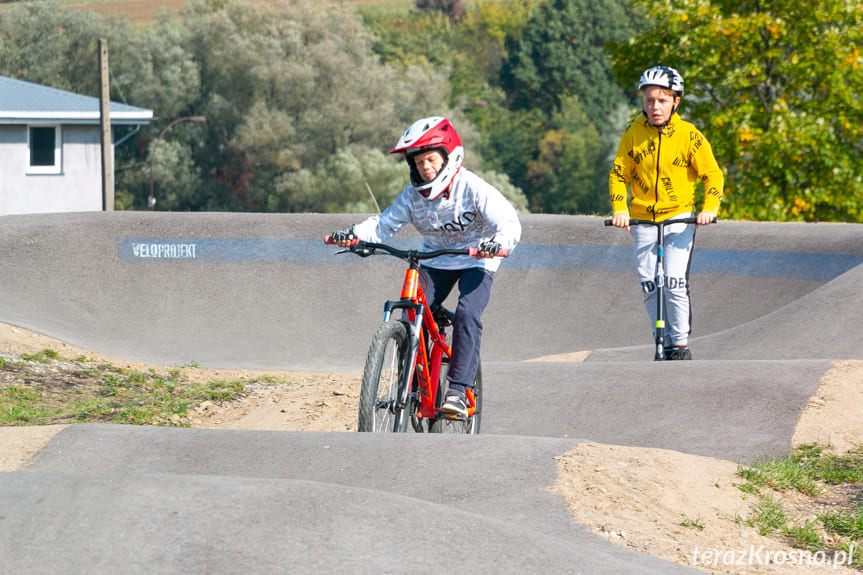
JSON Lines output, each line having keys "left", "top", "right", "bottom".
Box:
{"left": 324, "top": 236, "right": 507, "bottom": 434}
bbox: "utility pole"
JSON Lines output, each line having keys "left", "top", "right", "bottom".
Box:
{"left": 98, "top": 38, "right": 114, "bottom": 211}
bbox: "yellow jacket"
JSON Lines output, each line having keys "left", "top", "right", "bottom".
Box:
{"left": 609, "top": 112, "right": 723, "bottom": 220}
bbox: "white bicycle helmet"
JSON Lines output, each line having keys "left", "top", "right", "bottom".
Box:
{"left": 638, "top": 65, "right": 684, "bottom": 95}
{"left": 391, "top": 116, "right": 464, "bottom": 201}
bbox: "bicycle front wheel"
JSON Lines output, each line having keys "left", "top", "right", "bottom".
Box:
{"left": 358, "top": 320, "right": 412, "bottom": 432}
{"left": 429, "top": 361, "right": 482, "bottom": 435}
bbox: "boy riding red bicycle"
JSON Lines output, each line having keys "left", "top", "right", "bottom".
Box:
{"left": 330, "top": 116, "right": 521, "bottom": 417}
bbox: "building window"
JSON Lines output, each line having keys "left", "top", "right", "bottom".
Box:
{"left": 27, "top": 125, "right": 62, "bottom": 174}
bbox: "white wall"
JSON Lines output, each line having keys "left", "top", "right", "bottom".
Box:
{"left": 0, "top": 124, "right": 108, "bottom": 215}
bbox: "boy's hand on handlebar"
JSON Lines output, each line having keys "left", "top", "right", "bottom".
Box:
{"left": 696, "top": 211, "right": 716, "bottom": 227}
{"left": 477, "top": 240, "right": 502, "bottom": 258}
{"left": 476, "top": 240, "right": 506, "bottom": 259}
{"left": 329, "top": 228, "right": 356, "bottom": 248}
{"left": 611, "top": 213, "right": 630, "bottom": 231}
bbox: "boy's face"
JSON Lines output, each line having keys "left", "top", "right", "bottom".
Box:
{"left": 643, "top": 86, "right": 680, "bottom": 127}
{"left": 412, "top": 150, "right": 445, "bottom": 183}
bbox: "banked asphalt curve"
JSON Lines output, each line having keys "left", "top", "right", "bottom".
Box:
{"left": 1, "top": 212, "right": 862, "bottom": 574}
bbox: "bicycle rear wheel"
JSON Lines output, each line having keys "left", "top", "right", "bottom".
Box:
{"left": 429, "top": 361, "right": 482, "bottom": 434}
{"left": 358, "top": 320, "right": 413, "bottom": 432}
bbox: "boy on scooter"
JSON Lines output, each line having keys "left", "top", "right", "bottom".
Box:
{"left": 608, "top": 66, "right": 724, "bottom": 360}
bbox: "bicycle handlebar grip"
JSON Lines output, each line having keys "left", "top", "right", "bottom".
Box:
{"left": 468, "top": 247, "right": 509, "bottom": 258}
{"left": 323, "top": 235, "right": 359, "bottom": 247}
{"left": 604, "top": 218, "right": 647, "bottom": 225}
{"left": 605, "top": 218, "right": 641, "bottom": 226}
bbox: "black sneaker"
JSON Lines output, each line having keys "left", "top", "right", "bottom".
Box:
{"left": 666, "top": 346, "right": 692, "bottom": 360}
{"left": 440, "top": 390, "right": 469, "bottom": 417}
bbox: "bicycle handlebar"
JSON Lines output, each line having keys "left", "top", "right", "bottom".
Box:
{"left": 603, "top": 216, "right": 718, "bottom": 226}
{"left": 323, "top": 236, "right": 509, "bottom": 259}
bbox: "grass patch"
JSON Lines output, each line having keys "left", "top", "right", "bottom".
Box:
{"left": 678, "top": 513, "right": 705, "bottom": 531}
{"left": 738, "top": 450, "right": 823, "bottom": 496}
{"left": 819, "top": 508, "right": 863, "bottom": 540}
{"left": 783, "top": 519, "right": 825, "bottom": 552}
{"left": 744, "top": 494, "right": 789, "bottom": 536}
{"left": 0, "top": 352, "right": 251, "bottom": 427}
{"left": 20, "top": 348, "right": 60, "bottom": 364}
{"left": 736, "top": 444, "right": 863, "bottom": 564}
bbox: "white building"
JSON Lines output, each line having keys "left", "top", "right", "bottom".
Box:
{"left": 0, "top": 75, "right": 153, "bottom": 215}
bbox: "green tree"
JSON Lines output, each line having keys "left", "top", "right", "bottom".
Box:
{"left": 272, "top": 146, "right": 528, "bottom": 214}
{"left": 611, "top": 0, "right": 863, "bottom": 222}
{"left": 0, "top": 3, "right": 114, "bottom": 94}
{"left": 273, "top": 147, "right": 408, "bottom": 213}
{"left": 364, "top": 9, "right": 456, "bottom": 70}
{"left": 0, "top": 0, "right": 474, "bottom": 212}
{"left": 478, "top": 104, "right": 546, "bottom": 198}
{"left": 416, "top": 0, "right": 467, "bottom": 22}
{"left": 170, "top": 0, "right": 470, "bottom": 212}
{"left": 464, "top": 0, "right": 536, "bottom": 48}
{"left": 491, "top": 0, "right": 638, "bottom": 213}
{"left": 500, "top": 0, "right": 635, "bottom": 129}
{"left": 0, "top": 0, "right": 522, "bottom": 213}
{"left": 525, "top": 96, "right": 608, "bottom": 214}
{"left": 363, "top": 2, "right": 532, "bottom": 208}
{"left": 447, "top": 0, "right": 537, "bottom": 102}
{"left": 111, "top": 13, "right": 202, "bottom": 122}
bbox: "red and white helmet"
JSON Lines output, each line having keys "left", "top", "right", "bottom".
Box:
{"left": 391, "top": 116, "right": 464, "bottom": 201}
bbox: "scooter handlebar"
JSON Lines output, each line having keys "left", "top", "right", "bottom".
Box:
{"left": 604, "top": 217, "right": 718, "bottom": 226}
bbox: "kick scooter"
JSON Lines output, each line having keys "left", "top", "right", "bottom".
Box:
{"left": 605, "top": 216, "right": 716, "bottom": 360}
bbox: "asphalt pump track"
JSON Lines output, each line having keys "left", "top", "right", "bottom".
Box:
{"left": 2, "top": 212, "right": 862, "bottom": 574}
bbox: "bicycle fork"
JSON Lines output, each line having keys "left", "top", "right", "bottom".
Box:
{"left": 381, "top": 266, "right": 434, "bottom": 430}
{"left": 378, "top": 302, "right": 420, "bottom": 427}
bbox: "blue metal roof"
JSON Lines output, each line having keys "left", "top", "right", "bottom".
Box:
{"left": 0, "top": 75, "right": 153, "bottom": 125}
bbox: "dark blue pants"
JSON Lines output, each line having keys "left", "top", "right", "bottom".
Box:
{"left": 418, "top": 266, "right": 495, "bottom": 389}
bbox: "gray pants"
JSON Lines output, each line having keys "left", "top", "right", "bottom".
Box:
{"left": 631, "top": 218, "right": 695, "bottom": 347}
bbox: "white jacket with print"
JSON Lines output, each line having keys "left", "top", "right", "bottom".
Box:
{"left": 352, "top": 168, "right": 521, "bottom": 272}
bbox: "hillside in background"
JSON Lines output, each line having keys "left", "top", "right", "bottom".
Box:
{"left": 56, "top": 0, "right": 410, "bottom": 24}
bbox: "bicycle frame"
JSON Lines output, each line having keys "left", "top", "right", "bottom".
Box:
{"left": 605, "top": 216, "right": 716, "bottom": 360}
{"left": 380, "top": 264, "right": 475, "bottom": 424}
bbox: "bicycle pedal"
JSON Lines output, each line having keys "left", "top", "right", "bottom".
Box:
{"left": 440, "top": 412, "right": 467, "bottom": 421}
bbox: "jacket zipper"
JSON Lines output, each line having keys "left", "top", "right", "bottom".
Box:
{"left": 652, "top": 128, "right": 663, "bottom": 221}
